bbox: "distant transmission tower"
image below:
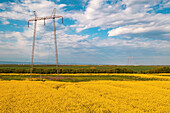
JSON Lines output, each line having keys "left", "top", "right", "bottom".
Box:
{"left": 28, "top": 8, "right": 63, "bottom": 78}
{"left": 128, "top": 56, "right": 134, "bottom": 65}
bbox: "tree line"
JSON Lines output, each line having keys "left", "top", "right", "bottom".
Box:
{"left": 1, "top": 67, "right": 170, "bottom": 74}
{"left": 141, "top": 67, "right": 170, "bottom": 73}
{"left": 0, "top": 68, "right": 137, "bottom": 74}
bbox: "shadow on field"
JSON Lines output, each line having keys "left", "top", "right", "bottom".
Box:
{"left": 40, "top": 76, "right": 75, "bottom": 81}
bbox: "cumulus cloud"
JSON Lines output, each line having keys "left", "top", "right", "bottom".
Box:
{"left": 0, "top": 0, "right": 66, "bottom": 21}
{"left": 65, "top": 0, "right": 170, "bottom": 41}
{"left": 163, "top": 1, "right": 170, "bottom": 8}
{"left": 108, "top": 19, "right": 170, "bottom": 38}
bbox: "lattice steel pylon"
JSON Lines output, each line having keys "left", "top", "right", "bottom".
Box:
{"left": 128, "top": 56, "right": 134, "bottom": 65}
{"left": 28, "top": 8, "right": 63, "bottom": 78}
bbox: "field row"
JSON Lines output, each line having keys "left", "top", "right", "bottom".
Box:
{"left": 0, "top": 73, "right": 170, "bottom": 82}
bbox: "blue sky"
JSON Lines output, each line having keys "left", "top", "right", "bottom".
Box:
{"left": 0, "top": 0, "right": 170, "bottom": 65}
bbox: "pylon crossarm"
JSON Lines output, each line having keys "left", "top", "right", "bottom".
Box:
{"left": 28, "top": 16, "right": 63, "bottom": 22}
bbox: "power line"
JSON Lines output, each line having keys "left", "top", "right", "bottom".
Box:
{"left": 10, "top": 10, "right": 33, "bottom": 16}
{"left": 35, "top": 23, "right": 110, "bottom": 64}
{"left": 61, "top": 23, "right": 114, "bottom": 60}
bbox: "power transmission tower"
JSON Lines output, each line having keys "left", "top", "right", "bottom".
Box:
{"left": 127, "top": 56, "right": 134, "bottom": 65}
{"left": 28, "top": 8, "right": 63, "bottom": 78}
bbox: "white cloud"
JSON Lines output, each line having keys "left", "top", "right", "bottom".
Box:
{"left": 90, "top": 37, "right": 170, "bottom": 49}
{"left": 0, "top": 0, "right": 66, "bottom": 21}
{"left": 1, "top": 19, "right": 10, "bottom": 25}
{"left": 0, "top": 21, "right": 90, "bottom": 59}
{"left": 108, "top": 20, "right": 170, "bottom": 37}
{"left": 63, "top": 0, "right": 170, "bottom": 41}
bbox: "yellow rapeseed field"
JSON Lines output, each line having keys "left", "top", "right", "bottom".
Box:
{"left": 0, "top": 81, "right": 170, "bottom": 112}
